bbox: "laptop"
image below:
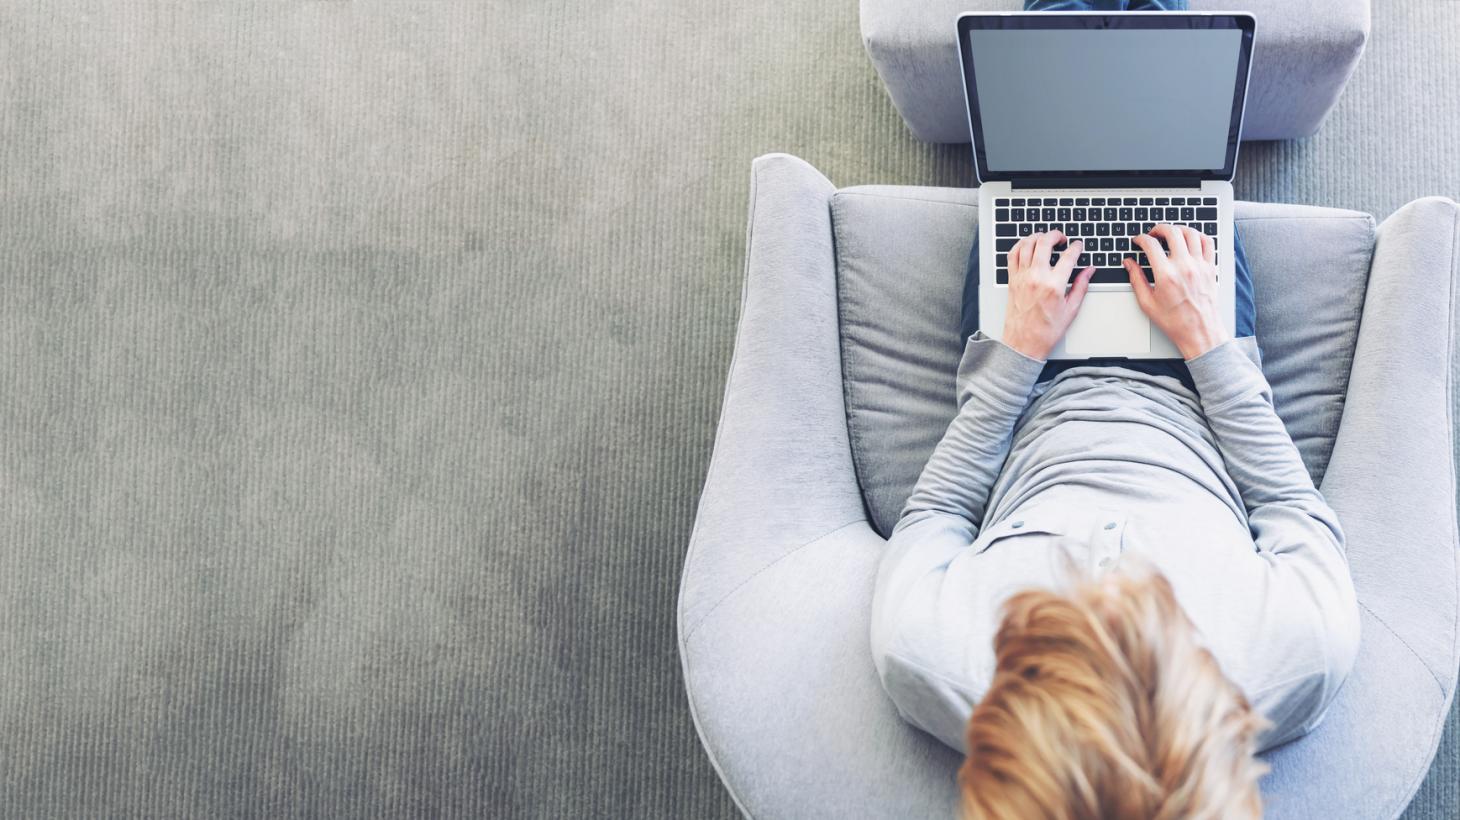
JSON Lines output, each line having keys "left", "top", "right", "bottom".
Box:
{"left": 957, "top": 12, "right": 1256, "bottom": 359}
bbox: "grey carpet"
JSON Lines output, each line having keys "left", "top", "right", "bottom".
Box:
{"left": 0, "top": 1, "right": 1454, "bottom": 818}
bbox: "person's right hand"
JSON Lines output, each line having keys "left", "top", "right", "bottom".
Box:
{"left": 1123, "top": 224, "right": 1233, "bottom": 360}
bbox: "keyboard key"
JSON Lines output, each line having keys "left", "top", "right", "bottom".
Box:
{"left": 997, "top": 224, "right": 1017, "bottom": 236}
{"left": 1170, "top": 197, "right": 1186, "bottom": 205}
{"left": 1119, "top": 207, "right": 1133, "bottom": 221}
{"left": 1165, "top": 207, "right": 1180, "bottom": 220}
{"left": 996, "top": 209, "right": 1009, "bottom": 221}
{"left": 1092, "top": 268, "right": 1132, "bottom": 284}
{"left": 1042, "top": 208, "right": 1056, "bottom": 221}
{"left": 1076, "top": 197, "right": 1089, "bottom": 206}
{"left": 1034, "top": 223, "right": 1048, "bottom": 232}
{"left": 1054, "top": 241, "right": 1068, "bottom": 253}
{"left": 1196, "top": 207, "right": 1217, "bottom": 220}
{"left": 1115, "top": 237, "right": 1129, "bottom": 251}
{"left": 1203, "top": 197, "right": 1217, "bottom": 205}
{"left": 1025, "top": 198, "right": 1040, "bottom": 206}
{"left": 1077, "top": 252, "right": 1090, "bottom": 267}
{"left": 996, "top": 253, "right": 1007, "bottom": 267}
{"left": 1058, "top": 208, "right": 1071, "bottom": 221}
{"left": 1139, "top": 197, "right": 1153, "bottom": 206}
{"left": 996, "top": 198, "right": 1009, "bottom": 207}
{"left": 1182, "top": 207, "right": 1195, "bottom": 220}
{"left": 1011, "top": 208, "right": 1024, "bottom": 221}
{"left": 1073, "top": 208, "right": 1086, "bottom": 221}
{"left": 1134, "top": 207, "right": 1148, "bottom": 221}
{"left": 1126, "top": 222, "right": 1139, "bottom": 235}
{"left": 1064, "top": 223, "right": 1078, "bottom": 236}
{"left": 1081, "top": 223, "right": 1094, "bottom": 235}
{"left": 1013, "top": 198, "right": 1026, "bottom": 206}
{"left": 1091, "top": 197, "right": 1105, "bottom": 206}
{"left": 1155, "top": 197, "right": 1169, "bottom": 206}
{"left": 996, "top": 238, "right": 1018, "bottom": 251}
{"left": 1142, "top": 223, "right": 1155, "bottom": 234}
{"left": 1059, "top": 198, "right": 1073, "bottom": 206}
{"left": 1094, "top": 252, "right": 1107, "bottom": 265}
{"left": 1096, "top": 223, "right": 1110, "bottom": 236}
{"left": 997, "top": 270, "right": 1008, "bottom": 284}
{"left": 1203, "top": 222, "right": 1217, "bottom": 234}
{"left": 1019, "top": 223, "right": 1033, "bottom": 236}
{"left": 1100, "top": 237, "right": 1114, "bottom": 251}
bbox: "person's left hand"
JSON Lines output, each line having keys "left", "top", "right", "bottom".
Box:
{"left": 1000, "top": 230, "right": 1096, "bottom": 360}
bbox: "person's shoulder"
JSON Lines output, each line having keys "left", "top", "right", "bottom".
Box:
{"left": 1243, "top": 591, "right": 1361, "bottom": 750}
{"left": 874, "top": 642, "right": 985, "bottom": 754}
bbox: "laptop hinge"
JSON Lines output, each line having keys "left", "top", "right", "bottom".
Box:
{"left": 1014, "top": 176, "right": 1204, "bottom": 190}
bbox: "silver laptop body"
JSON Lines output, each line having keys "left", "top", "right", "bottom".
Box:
{"left": 957, "top": 12, "right": 1256, "bottom": 360}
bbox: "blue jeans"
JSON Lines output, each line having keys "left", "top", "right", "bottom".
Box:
{"left": 957, "top": 0, "right": 1256, "bottom": 392}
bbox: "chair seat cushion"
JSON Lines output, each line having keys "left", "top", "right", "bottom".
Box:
{"left": 832, "top": 185, "right": 1376, "bottom": 537}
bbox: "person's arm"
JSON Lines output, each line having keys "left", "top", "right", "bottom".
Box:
{"left": 897, "top": 334, "right": 1045, "bottom": 532}
{"left": 873, "top": 231, "right": 1090, "bottom": 666}
{"left": 872, "top": 332, "right": 1044, "bottom": 642}
{"left": 1127, "top": 225, "right": 1360, "bottom": 739}
{"left": 868, "top": 330, "right": 1046, "bottom": 747}
{"left": 1184, "top": 336, "right": 1361, "bottom": 739}
{"left": 898, "top": 229, "right": 1094, "bottom": 534}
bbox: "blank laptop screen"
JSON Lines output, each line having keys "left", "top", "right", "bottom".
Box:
{"left": 969, "top": 28, "right": 1244, "bottom": 173}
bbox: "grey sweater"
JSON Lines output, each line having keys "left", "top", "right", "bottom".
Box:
{"left": 869, "top": 331, "right": 1361, "bottom": 754}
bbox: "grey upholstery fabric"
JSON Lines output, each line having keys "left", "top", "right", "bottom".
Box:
{"left": 860, "top": 0, "right": 1371, "bottom": 144}
{"left": 834, "top": 187, "right": 1376, "bottom": 537}
{"left": 679, "top": 154, "right": 1460, "bottom": 819}
{"left": 679, "top": 154, "right": 960, "bottom": 818}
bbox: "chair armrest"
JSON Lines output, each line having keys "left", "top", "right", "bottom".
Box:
{"left": 1320, "top": 197, "right": 1460, "bottom": 691}
{"left": 678, "top": 154, "right": 870, "bottom": 639}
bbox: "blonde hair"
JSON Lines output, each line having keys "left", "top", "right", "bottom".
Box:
{"left": 959, "top": 567, "right": 1269, "bottom": 820}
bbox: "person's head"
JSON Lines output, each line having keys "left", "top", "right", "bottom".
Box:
{"left": 959, "top": 567, "right": 1268, "bottom": 820}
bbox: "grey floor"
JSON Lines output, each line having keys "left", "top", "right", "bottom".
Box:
{"left": 0, "top": 1, "right": 1455, "bottom": 818}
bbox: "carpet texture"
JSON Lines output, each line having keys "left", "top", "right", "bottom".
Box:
{"left": 0, "top": 1, "right": 1454, "bottom": 817}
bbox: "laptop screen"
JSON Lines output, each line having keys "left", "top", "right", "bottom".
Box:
{"left": 958, "top": 15, "right": 1254, "bottom": 182}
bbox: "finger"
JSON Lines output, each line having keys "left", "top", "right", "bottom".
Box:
{"left": 1035, "top": 230, "right": 1064, "bottom": 262}
{"left": 1200, "top": 232, "right": 1216, "bottom": 265}
{"left": 1152, "top": 224, "right": 1189, "bottom": 260}
{"left": 1181, "top": 226, "right": 1204, "bottom": 258}
{"left": 1123, "top": 256, "right": 1153, "bottom": 309}
{"left": 1009, "top": 235, "right": 1028, "bottom": 269}
{"left": 1132, "top": 233, "right": 1171, "bottom": 277}
{"left": 1053, "top": 238, "right": 1083, "bottom": 276}
{"left": 1064, "top": 266, "right": 1096, "bottom": 309}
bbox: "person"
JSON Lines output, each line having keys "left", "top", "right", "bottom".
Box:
{"left": 870, "top": 4, "right": 1360, "bottom": 813}
{"left": 872, "top": 221, "right": 1361, "bottom": 817}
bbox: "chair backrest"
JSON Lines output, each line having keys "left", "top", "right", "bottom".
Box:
{"left": 831, "top": 185, "right": 1376, "bottom": 536}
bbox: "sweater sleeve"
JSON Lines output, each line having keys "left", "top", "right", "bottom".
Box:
{"left": 1184, "top": 335, "right": 1362, "bottom": 738}
{"left": 871, "top": 331, "right": 1045, "bottom": 673}
{"left": 896, "top": 330, "right": 1048, "bottom": 534}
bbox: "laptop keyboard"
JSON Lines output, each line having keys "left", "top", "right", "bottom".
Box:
{"left": 993, "top": 195, "right": 1220, "bottom": 285}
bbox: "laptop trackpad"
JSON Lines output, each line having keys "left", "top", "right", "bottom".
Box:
{"left": 1064, "top": 292, "right": 1150, "bottom": 355}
